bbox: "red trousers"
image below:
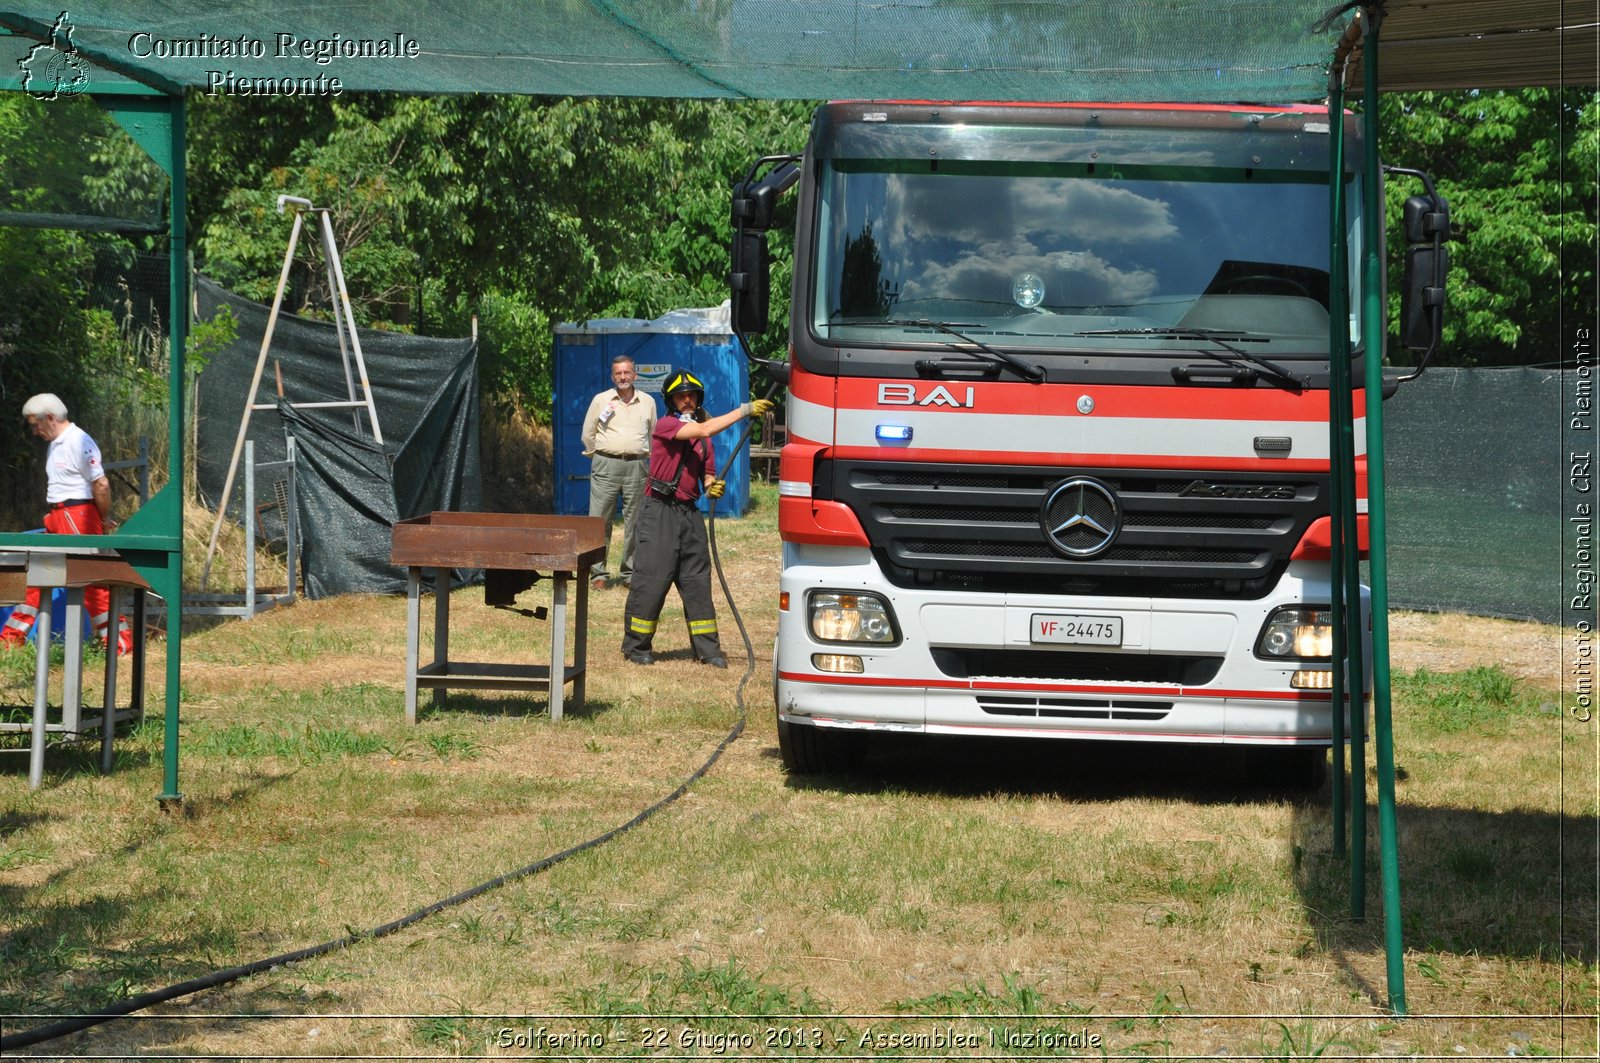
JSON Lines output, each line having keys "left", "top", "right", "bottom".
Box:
{"left": 1, "top": 502, "right": 132, "bottom": 655}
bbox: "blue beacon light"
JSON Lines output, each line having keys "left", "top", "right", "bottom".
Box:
{"left": 876, "top": 424, "right": 913, "bottom": 446}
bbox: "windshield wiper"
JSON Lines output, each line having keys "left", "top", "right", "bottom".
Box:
{"left": 1075, "top": 327, "right": 1308, "bottom": 390}
{"left": 841, "top": 318, "right": 1045, "bottom": 383}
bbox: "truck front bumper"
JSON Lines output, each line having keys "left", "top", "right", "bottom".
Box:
{"left": 775, "top": 546, "right": 1370, "bottom": 746}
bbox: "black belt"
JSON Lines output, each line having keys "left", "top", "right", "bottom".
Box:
{"left": 49, "top": 498, "right": 95, "bottom": 509}
{"left": 648, "top": 490, "right": 695, "bottom": 506}
{"left": 595, "top": 451, "right": 646, "bottom": 460}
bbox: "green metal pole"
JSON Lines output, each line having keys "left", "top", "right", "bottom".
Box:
{"left": 1347, "top": 29, "right": 1378, "bottom": 922}
{"left": 1336, "top": 86, "right": 1367, "bottom": 891}
{"left": 1359, "top": 5, "right": 1407, "bottom": 1014}
{"left": 89, "top": 89, "right": 187, "bottom": 804}
{"left": 1335, "top": 95, "right": 1366, "bottom": 905}
{"left": 1326, "top": 80, "right": 1350, "bottom": 860}
{"left": 159, "top": 93, "right": 186, "bottom": 806}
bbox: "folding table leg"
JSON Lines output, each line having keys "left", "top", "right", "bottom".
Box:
{"left": 549, "top": 573, "right": 567, "bottom": 722}
{"left": 405, "top": 567, "right": 421, "bottom": 724}
{"left": 573, "top": 567, "right": 589, "bottom": 712}
{"left": 29, "top": 605, "right": 53, "bottom": 790}
{"left": 432, "top": 567, "right": 449, "bottom": 709}
{"left": 101, "top": 587, "right": 121, "bottom": 774}
{"left": 62, "top": 587, "right": 84, "bottom": 734}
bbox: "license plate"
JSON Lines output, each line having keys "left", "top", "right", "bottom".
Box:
{"left": 1031, "top": 613, "right": 1123, "bottom": 646}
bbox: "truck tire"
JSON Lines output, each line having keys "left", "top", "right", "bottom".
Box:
{"left": 777, "top": 716, "right": 867, "bottom": 775}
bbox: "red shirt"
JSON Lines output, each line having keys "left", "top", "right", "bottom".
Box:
{"left": 648, "top": 414, "right": 717, "bottom": 502}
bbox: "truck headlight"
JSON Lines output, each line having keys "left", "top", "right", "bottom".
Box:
{"left": 810, "top": 591, "right": 898, "bottom": 645}
{"left": 1255, "top": 606, "right": 1334, "bottom": 660}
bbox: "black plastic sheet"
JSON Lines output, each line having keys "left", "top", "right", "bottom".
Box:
{"left": 195, "top": 276, "right": 481, "bottom": 598}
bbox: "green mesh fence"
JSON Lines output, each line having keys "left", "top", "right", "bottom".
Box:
{"left": 1384, "top": 367, "right": 1575, "bottom": 624}
{"left": 1, "top": 2, "right": 1350, "bottom": 103}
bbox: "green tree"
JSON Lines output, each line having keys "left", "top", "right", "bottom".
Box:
{"left": 0, "top": 94, "right": 169, "bottom": 523}
{"left": 187, "top": 95, "right": 813, "bottom": 414}
{"left": 1379, "top": 88, "right": 1597, "bottom": 365}
{"left": 192, "top": 96, "right": 425, "bottom": 321}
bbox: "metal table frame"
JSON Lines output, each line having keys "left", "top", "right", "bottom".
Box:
{"left": 392, "top": 514, "right": 607, "bottom": 723}
{"left": 1, "top": 549, "right": 150, "bottom": 790}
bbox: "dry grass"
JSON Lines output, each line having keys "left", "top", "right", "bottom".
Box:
{"left": 1, "top": 485, "right": 1595, "bottom": 1060}
{"left": 479, "top": 403, "right": 553, "bottom": 515}
{"left": 182, "top": 499, "right": 289, "bottom": 595}
{"left": 1389, "top": 610, "right": 1565, "bottom": 683}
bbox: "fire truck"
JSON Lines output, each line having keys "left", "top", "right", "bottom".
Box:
{"left": 729, "top": 101, "right": 1447, "bottom": 783}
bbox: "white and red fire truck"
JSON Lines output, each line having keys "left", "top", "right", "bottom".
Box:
{"left": 730, "top": 101, "right": 1443, "bottom": 782}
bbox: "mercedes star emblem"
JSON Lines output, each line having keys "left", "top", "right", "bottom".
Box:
{"left": 1040, "top": 477, "right": 1121, "bottom": 558}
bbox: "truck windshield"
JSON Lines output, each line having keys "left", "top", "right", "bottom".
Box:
{"left": 813, "top": 162, "right": 1360, "bottom": 357}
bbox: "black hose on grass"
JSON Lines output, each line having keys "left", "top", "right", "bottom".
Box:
{"left": 1, "top": 506, "right": 763, "bottom": 1055}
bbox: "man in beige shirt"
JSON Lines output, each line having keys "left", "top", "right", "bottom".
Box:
{"left": 580, "top": 355, "right": 657, "bottom": 589}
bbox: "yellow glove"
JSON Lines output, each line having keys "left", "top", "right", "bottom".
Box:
{"left": 749, "top": 397, "right": 776, "bottom": 419}
{"left": 707, "top": 479, "right": 727, "bottom": 499}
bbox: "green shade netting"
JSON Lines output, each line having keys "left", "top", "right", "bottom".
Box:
{"left": 1, "top": 1, "right": 1348, "bottom": 103}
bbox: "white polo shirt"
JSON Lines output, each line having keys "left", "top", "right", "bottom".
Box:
{"left": 45, "top": 422, "right": 105, "bottom": 504}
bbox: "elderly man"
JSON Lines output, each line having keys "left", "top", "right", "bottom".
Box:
{"left": 580, "top": 355, "right": 656, "bottom": 589}
{"left": 1, "top": 393, "right": 132, "bottom": 655}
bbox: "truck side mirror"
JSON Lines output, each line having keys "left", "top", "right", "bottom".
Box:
{"left": 1396, "top": 189, "right": 1450, "bottom": 354}
{"left": 730, "top": 230, "right": 771, "bottom": 334}
{"left": 729, "top": 157, "right": 801, "bottom": 338}
{"left": 1400, "top": 242, "right": 1448, "bottom": 352}
{"left": 732, "top": 162, "right": 798, "bottom": 231}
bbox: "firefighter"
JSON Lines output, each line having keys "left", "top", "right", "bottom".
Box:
{"left": 621, "top": 371, "right": 772, "bottom": 666}
{"left": 1, "top": 394, "right": 133, "bottom": 655}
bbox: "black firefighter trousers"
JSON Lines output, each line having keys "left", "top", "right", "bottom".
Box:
{"left": 621, "top": 495, "right": 722, "bottom": 660}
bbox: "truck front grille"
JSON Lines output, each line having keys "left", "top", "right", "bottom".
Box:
{"left": 900, "top": 539, "right": 1262, "bottom": 564}
{"left": 823, "top": 460, "right": 1326, "bottom": 600}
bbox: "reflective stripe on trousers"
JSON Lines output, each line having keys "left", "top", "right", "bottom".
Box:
{"left": 620, "top": 496, "right": 722, "bottom": 660}
{"left": 1, "top": 603, "right": 38, "bottom": 642}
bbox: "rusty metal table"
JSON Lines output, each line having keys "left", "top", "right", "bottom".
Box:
{"left": 390, "top": 513, "right": 607, "bottom": 723}
{"left": 0, "top": 549, "right": 151, "bottom": 790}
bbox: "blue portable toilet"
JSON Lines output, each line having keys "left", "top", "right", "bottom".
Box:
{"left": 553, "top": 304, "right": 751, "bottom": 518}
